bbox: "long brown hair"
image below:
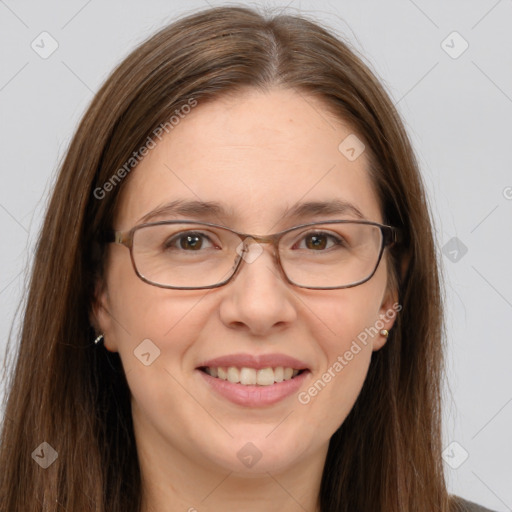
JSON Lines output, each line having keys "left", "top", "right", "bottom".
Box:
{"left": 0, "top": 6, "right": 456, "bottom": 511}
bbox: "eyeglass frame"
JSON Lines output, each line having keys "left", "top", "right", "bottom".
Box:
{"left": 106, "top": 219, "right": 401, "bottom": 291}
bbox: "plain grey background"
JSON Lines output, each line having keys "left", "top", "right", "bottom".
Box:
{"left": 0, "top": 0, "right": 511, "bottom": 510}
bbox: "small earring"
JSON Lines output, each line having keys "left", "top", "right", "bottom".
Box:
{"left": 94, "top": 334, "right": 104, "bottom": 345}
{"left": 380, "top": 329, "right": 389, "bottom": 338}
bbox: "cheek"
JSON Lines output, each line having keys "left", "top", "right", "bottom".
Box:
{"left": 112, "top": 291, "right": 211, "bottom": 369}
{"left": 304, "top": 339, "right": 372, "bottom": 427}
{"left": 105, "top": 282, "right": 218, "bottom": 447}
{"left": 104, "top": 253, "right": 214, "bottom": 374}
{"left": 308, "top": 276, "right": 385, "bottom": 357}
{"left": 298, "top": 282, "right": 385, "bottom": 430}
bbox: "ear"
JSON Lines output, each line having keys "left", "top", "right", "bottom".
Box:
{"left": 90, "top": 280, "right": 118, "bottom": 353}
{"left": 372, "top": 285, "right": 400, "bottom": 352}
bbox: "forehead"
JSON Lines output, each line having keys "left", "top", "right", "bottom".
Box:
{"left": 115, "top": 87, "right": 382, "bottom": 230}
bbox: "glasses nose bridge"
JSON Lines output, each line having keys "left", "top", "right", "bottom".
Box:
{"left": 239, "top": 233, "right": 281, "bottom": 256}
{"left": 243, "top": 233, "right": 278, "bottom": 245}
{"left": 235, "top": 232, "right": 283, "bottom": 275}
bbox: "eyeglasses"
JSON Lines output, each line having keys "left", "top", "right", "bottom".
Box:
{"left": 107, "top": 220, "right": 400, "bottom": 290}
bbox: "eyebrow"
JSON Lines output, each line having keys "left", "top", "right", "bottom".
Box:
{"left": 136, "top": 198, "right": 366, "bottom": 225}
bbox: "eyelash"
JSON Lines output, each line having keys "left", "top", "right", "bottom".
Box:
{"left": 164, "top": 230, "right": 345, "bottom": 251}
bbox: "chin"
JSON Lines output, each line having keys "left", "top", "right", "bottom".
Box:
{"left": 196, "top": 427, "right": 312, "bottom": 475}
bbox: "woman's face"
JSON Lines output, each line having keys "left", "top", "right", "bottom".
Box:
{"left": 95, "top": 88, "right": 398, "bottom": 477}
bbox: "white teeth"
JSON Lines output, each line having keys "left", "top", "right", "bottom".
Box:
{"left": 256, "top": 368, "right": 275, "bottom": 386}
{"left": 227, "top": 367, "right": 240, "bottom": 383}
{"left": 240, "top": 367, "right": 257, "bottom": 385}
{"left": 204, "top": 366, "right": 302, "bottom": 385}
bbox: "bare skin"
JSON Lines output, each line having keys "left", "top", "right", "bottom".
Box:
{"left": 94, "top": 87, "right": 398, "bottom": 512}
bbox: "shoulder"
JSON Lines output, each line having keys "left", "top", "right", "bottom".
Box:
{"left": 452, "top": 496, "right": 498, "bottom": 512}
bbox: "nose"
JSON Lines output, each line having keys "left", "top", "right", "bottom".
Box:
{"left": 218, "top": 239, "right": 298, "bottom": 336}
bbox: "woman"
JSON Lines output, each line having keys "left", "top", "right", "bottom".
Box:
{"left": 0, "top": 6, "right": 496, "bottom": 512}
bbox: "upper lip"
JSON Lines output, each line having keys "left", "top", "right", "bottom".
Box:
{"left": 197, "top": 353, "right": 310, "bottom": 371}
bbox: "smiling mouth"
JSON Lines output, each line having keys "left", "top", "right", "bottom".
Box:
{"left": 198, "top": 366, "right": 307, "bottom": 386}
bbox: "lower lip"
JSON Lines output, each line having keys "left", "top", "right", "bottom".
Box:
{"left": 197, "top": 369, "right": 310, "bottom": 407}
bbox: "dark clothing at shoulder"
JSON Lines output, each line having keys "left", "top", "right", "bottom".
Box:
{"left": 455, "top": 496, "right": 497, "bottom": 512}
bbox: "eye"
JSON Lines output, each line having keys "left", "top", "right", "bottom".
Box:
{"left": 295, "top": 231, "right": 345, "bottom": 251}
{"left": 165, "top": 231, "right": 217, "bottom": 251}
